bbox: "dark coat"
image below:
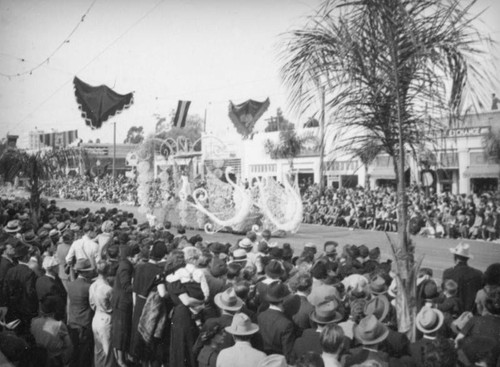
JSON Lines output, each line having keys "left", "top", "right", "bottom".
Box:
{"left": 112, "top": 259, "right": 134, "bottom": 311}
{"left": 0, "top": 256, "right": 16, "bottom": 307}
{"left": 35, "top": 274, "right": 67, "bottom": 320}
{"left": 292, "top": 328, "right": 321, "bottom": 362}
{"left": 36, "top": 274, "right": 67, "bottom": 303}
{"left": 409, "top": 338, "right": 435, "bottom": 367}
{"left": 257, "top": 308, "right": 296, "bottom": 363}
{"left": 292, "top": 295, "right": 313, "bottom": 333}
{"left": 3, "top": 263, "right": 38, "bottom": 321}
{"left": 442, "top": 262, "right": 483, "bottom": 312}
{"left": 67, "top": 277, "right": 93, "bottom": 329}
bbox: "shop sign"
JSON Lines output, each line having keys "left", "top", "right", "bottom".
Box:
{"left": 444, "top": 126, "right": 490, "bottom": 138}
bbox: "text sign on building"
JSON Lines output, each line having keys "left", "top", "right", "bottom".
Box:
{"left": 444, "top": 126, "right": 490, "bottom": 138}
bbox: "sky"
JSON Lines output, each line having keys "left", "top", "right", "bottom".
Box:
{"left": 0, "top": 0, "right": 499, "bottom": 147}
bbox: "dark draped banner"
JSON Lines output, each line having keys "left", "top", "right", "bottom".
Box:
{"left": 228, "top": 98, "right": 270, "bottom": 138}
{"left": 73, "top": 76, "right": 134, "bottom": 129}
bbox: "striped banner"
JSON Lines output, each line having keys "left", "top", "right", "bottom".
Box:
{"left": 173, "top": 100, "right": 191, "bottom": 128}
{"left": 39, "top": 130, "right": 78, "bottom": 148}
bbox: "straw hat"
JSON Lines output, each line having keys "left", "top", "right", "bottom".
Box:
{"left": 416, "top": 307, "right": 444, "bottom": 334}
{"left": 42, "top": 256, "right": 60, "bottom": 270}
{"left": 4, "top": 220, "right": 21, "bottom": 233}
{"left": 239, "top": 238, "right": 254, "bottom": 250}
{"left": 225, "top": 312, "right": 259, "bottom": 336}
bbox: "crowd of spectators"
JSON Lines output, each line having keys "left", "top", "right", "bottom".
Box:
{"left": 44, "top": 175, "right": 139, "bottom": 206}
{"left": 43, "top": 174, "right": 500, "bottom": 242}
{"left": 302, "top": 185, "right": 500, "bottom": 242}
{"left": 0, "top": 196, "right": 499, "bottom": 367}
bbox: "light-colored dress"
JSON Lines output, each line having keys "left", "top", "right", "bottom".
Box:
{"left": 89, "top": 277, "right": 113, "bottom": 367}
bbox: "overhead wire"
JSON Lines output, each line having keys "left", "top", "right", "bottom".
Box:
{"left": 0, "top": 0, "right": 99, "bottom": 78}
{"left": 15, "top": 0, "right": 165, "bottom": 127}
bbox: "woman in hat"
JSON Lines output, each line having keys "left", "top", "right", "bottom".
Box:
{"left": 196, "top": 324, "right": 225, "bottom": 367}
{"left": 111, "top": 243, "right": 140, "bottom": 367}
{"left": 130, "top": 240, "right": 166, "bottom": 361}
{"left": 89, "top": 260, "right": 114, "bottom": 367}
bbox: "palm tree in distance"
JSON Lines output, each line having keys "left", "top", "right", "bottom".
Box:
{"left": 280, "top": 0, "right": 497, "bottom": 340}
{"left": 0, "top": 149, "right": 55, "bottom": 227}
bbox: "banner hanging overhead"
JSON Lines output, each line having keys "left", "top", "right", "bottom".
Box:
{"left": 228, "top": 98, "right": 270, "bottom": 138}
{"left": 73, "top": 76, "right": 134, "bottom": 129}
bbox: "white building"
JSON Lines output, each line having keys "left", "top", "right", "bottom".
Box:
{"left": 201, "top": 110, "right": 500, "bottom": 194}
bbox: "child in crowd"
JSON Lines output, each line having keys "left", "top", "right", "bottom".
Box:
{"left": 166, "top": 246, "right": 209, "bottom": 328}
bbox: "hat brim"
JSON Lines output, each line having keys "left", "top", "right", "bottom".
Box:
{"left": 354, "top": 324, "right": 389, "bottom": 345}
{"left": 74, "top": 265, "right": 95, "bottom": 272}
{"left": 416, "top": 309, "right": 444, "bottom": 334}
{"left": 365, "top": 296, "right": 390, "bottom": 323}
{"left": 225, "top": 324, "right": 259, "bottom": 336}
{"left": 449, "top": 248, "right": 473, "bottom": 259}
{"left": 214, "top": 294, "right": 243, "bottom": 312}
{"left": 4, "top": 227, "right": 21, "bottom": 233}
{"left": 310, "top": 311, "right": 344, "bottom": 325}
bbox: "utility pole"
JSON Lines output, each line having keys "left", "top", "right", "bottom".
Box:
{"left": 319, "top": 86, "right": 326, "bottom": 193}
{"left": 113, "top": 122, "right": 116, "bottom": 182}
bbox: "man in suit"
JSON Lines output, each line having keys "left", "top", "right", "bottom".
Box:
{"left": 409, "top": 307, "right": 445, "bottom": 367}
{"left": 292, "top": 297, "right": 344, "bottom": 363}
{"left": 0, "top": 237, "right": 19, "bottom": 321}
{"left": 216, "top": 313, "right": 266, "bottom": 367}
{"left": 67, "top": 258, "right": 95, "bottom": 367}
{"left": 257, "top": 282, "right": 296, "bottom": 363}
{"left": 36, "top": 255, "right": 67, "bottom": 320}
{"left": 2, "top": 243, "right": 38, "bottom": 335}
{"left": 291, "top": 272, "right": 314, "bottom": 334}
{"left": 442, "top": 243, "right": 483, "bottom": 312}
{"left": 202, "top": 287, "right": 244, "bottom": 350}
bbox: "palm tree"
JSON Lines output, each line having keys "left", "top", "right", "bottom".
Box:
{"left": 352, "top": 141, "right": 382, "bottom": 189}
{"left": 0, "top": 149, "right": 55, "bottom": 227}
{"left": 280, "top": 0, "right": 496, "bottom": 339}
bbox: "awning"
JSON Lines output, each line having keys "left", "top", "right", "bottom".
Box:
{"left": 463, "top": 165, "right": 500, "bottom": 178}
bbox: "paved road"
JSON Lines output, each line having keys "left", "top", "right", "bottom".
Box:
{"left": 54, "top": 198, "right": 500, "bottom": 280}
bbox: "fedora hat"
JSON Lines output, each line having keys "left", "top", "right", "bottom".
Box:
{"left": 225, "top": 312, "right": 259, "bottom": 336}
{"left": 364, "top": 295, "right": 390, "bottom": 323}
{"left": 450, "top": 243, "right": 473, "bottom": 259}
{"left": 369, "top": 275, "right": 388, "bottom": 295}
{"left": 310, "top": 299, "right": 343, "bottom": 324}
{"left": 266, "top": 282, "right": 291, "bottom": 303}
{"left": 73, "top": 258, "right": 94, "bottom": 272}
{"left": 265, "top": 259, "right": 285, "bottom": 279}
{"left": 4, "top": 220, "right": 21, "bottom": 233}
{"left": 354, "top": 314, "right": 389, "bottom": 345}
{"left": 416, "top": 307, "right": 444, "bottom": 334}
{"left": 214, "top": 288, "right": 244, "bottom": 312}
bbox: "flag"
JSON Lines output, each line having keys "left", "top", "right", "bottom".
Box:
{"left": 228, "top": 98, "right": 270, "bottom": 139}
{"left": 40, "top": 130, "right": 78, "bottom": 148}
{"left": 173, "top": 100, "right": 191, "bottom": 128}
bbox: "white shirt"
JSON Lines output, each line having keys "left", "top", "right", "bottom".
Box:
{"left": 216, "top": 340, "right": 266, "bottom": 367}
{"left": 65, "top": 235, "right": 99, "bottom": 269}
